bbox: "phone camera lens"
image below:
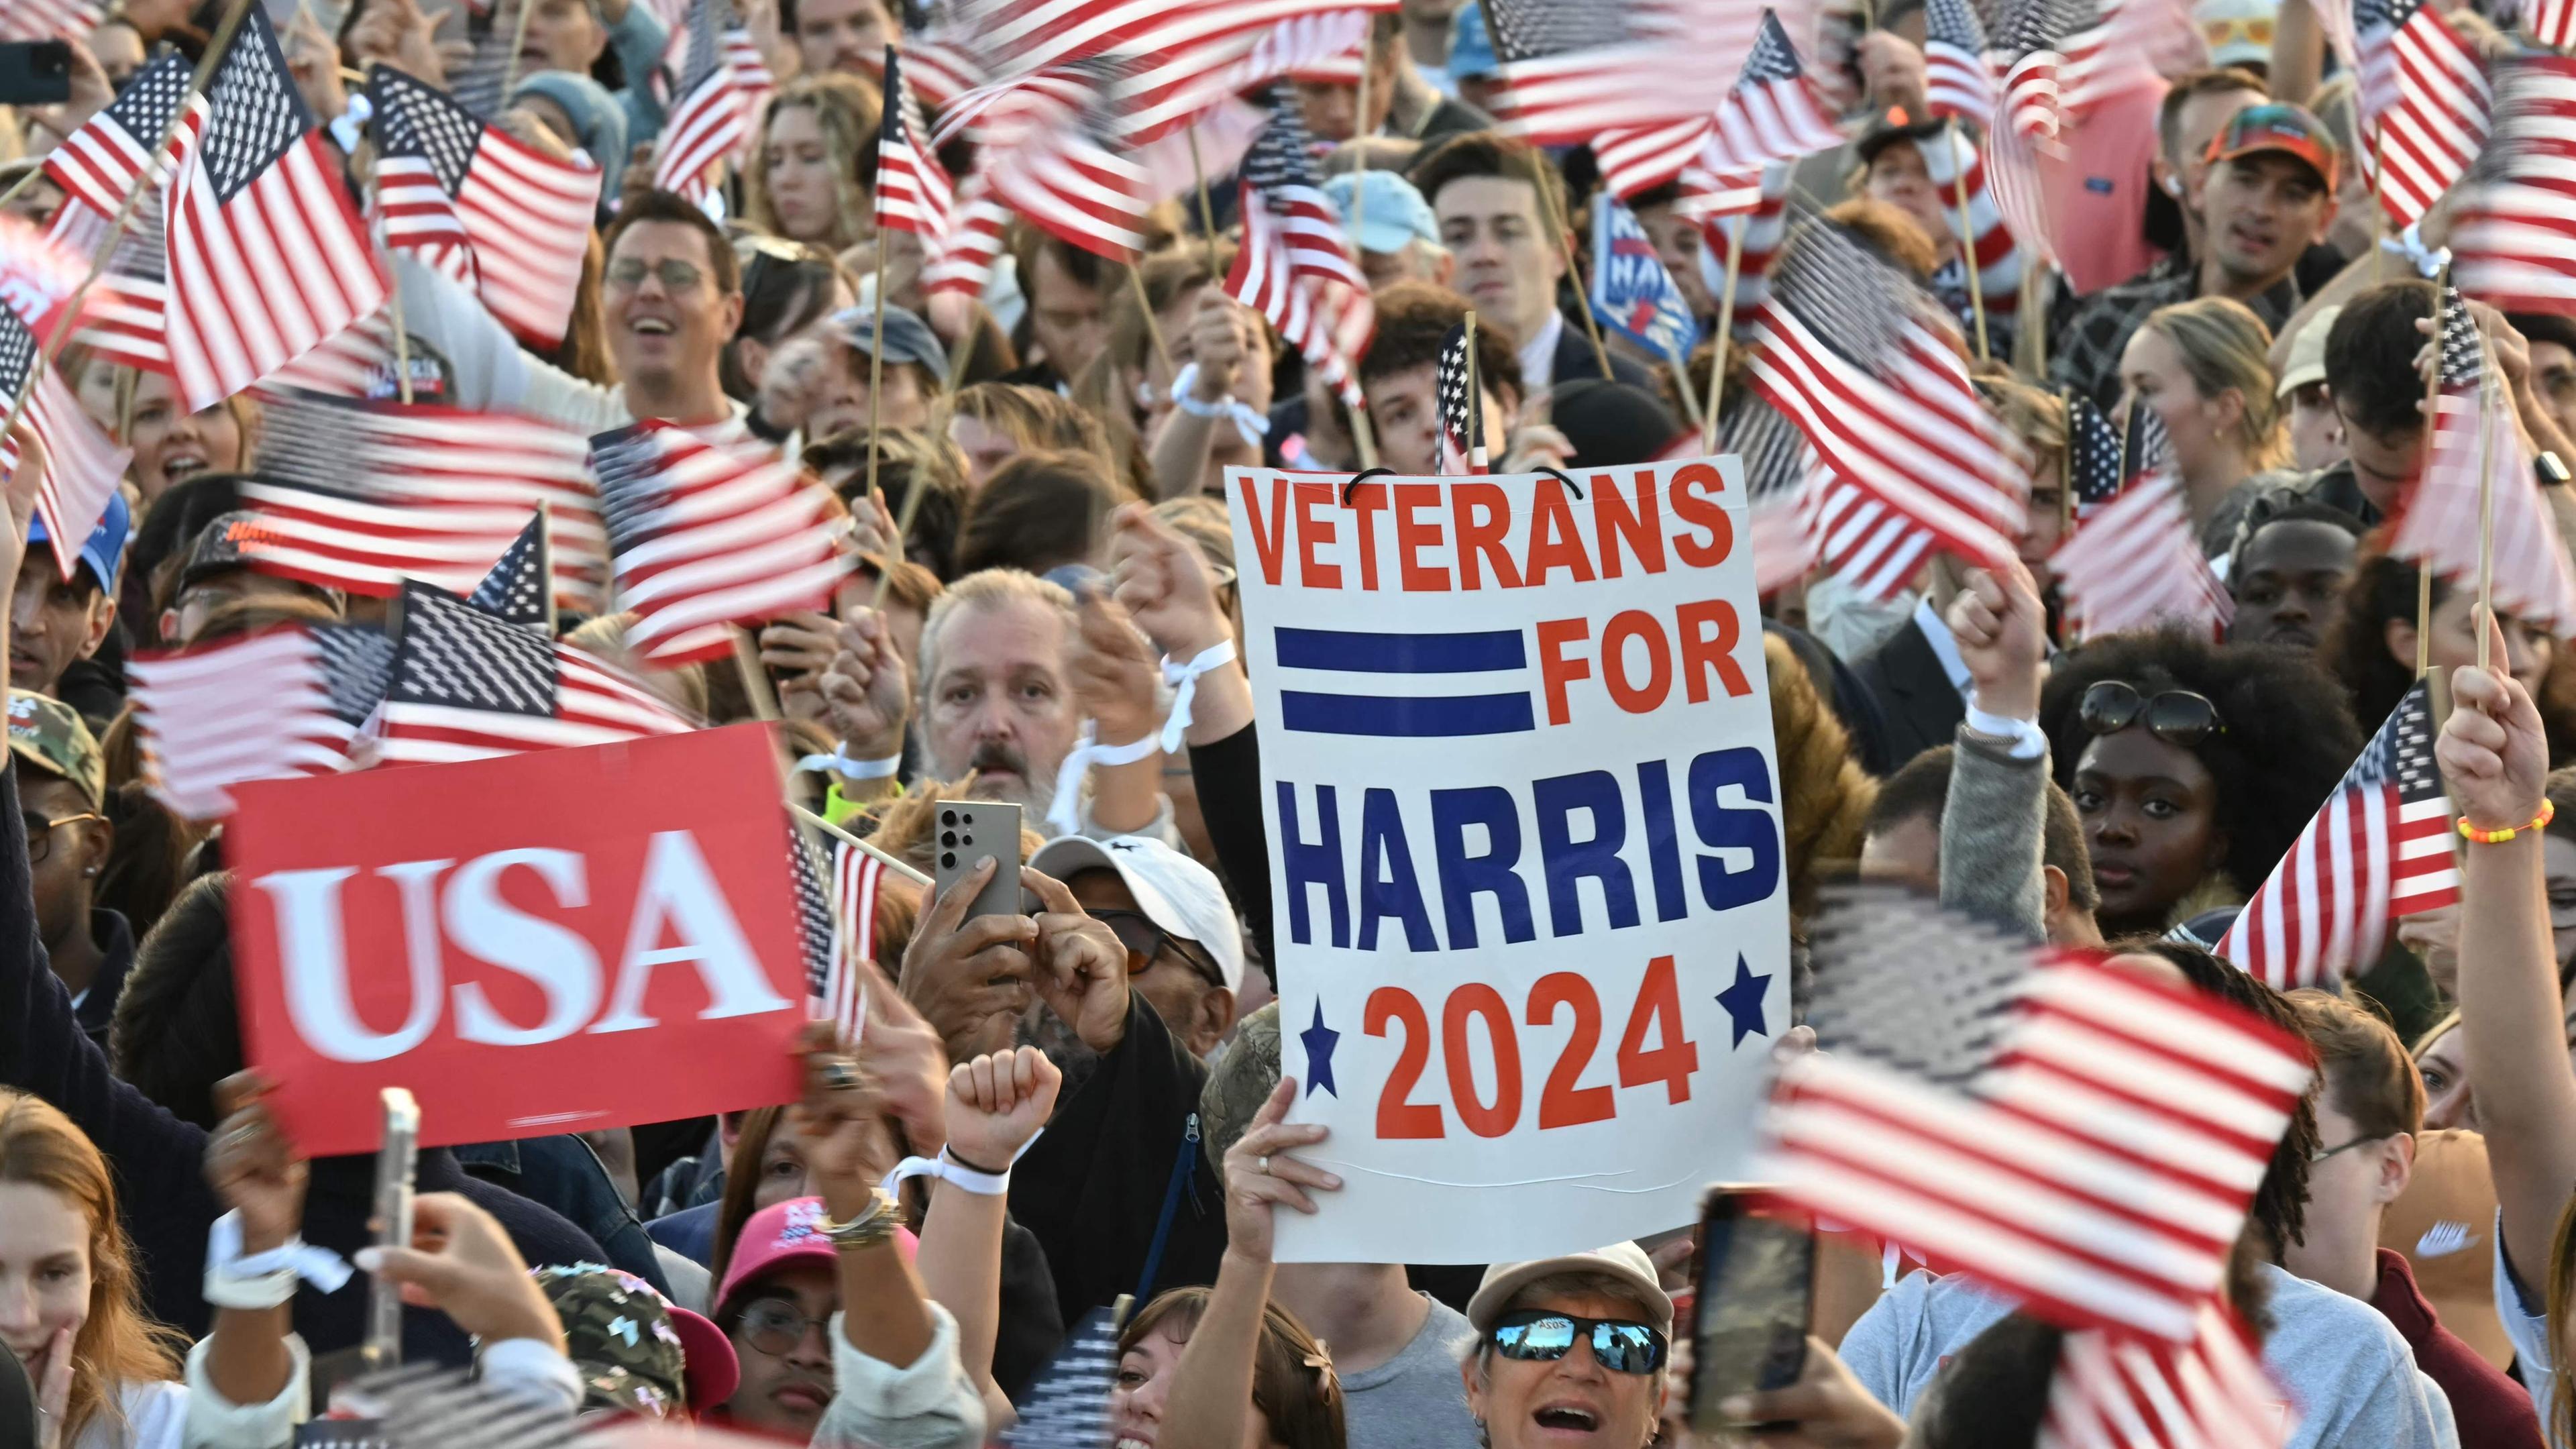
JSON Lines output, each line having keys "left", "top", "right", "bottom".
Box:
{"left": 942, "top": 809, "right": 958, "bottom": 826}
{"left": 941, "top": 851, "right": 957, "bottom": 869}
{"left": 962, "top": 833, "right": 974, "bottom": 846}
{"left": 941, "top": 830, "right": 957, "bottom": 847}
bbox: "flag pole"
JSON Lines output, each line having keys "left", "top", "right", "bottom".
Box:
{"left": 2475, "top": 354, "right": 2498, "bottom": 674}
{"left": 2370, "top": 128, "right": 2387, "bottom": 284}
{"left": 2418, "top": 265, "right": 2452, "bottom": 674}
{"left": 1700, "top": 215, "right": 1743, "bottom": 453}
{"left": 1186, "top": 123, "right": 1222, "bottom": 279}
{"left": 382, "top": 257, "right": 416, "bottom": 404}
{"left": 536, "top": 501, "right": 557, "bottom": 635}
{"left": 1126, "top": 260, "right": 1175, "bottom": 377}
{"left": 502, "top": 0, "right": 539, "bottom": 101}
{"left": 1340, "top": 59, "right": 1383, "bottom": 472}
{"left": 1544, "top": 176, "right": 1616, "bottom": 380}
{"left": 0, "top": 0, "right": 258, "bottom": 444}
{"left": 1947, "top": 121, "right": 1989, "bottom": 362}
{"left": 1464, "top": 309, "right": 1484, "bottom": 468}
{"left": 792, "top": 802, "right": 933, "bottom": 886}
{"left": 2015, "top": 260, "right": 2050, "bottom": 378}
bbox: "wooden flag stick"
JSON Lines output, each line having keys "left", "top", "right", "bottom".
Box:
{"left": 1186, "top": 123, "right": 1222, "bottom": 278}
{"left": 502, "top": 0, "right": 539, "bottom": 102}
{"left": 1701, "top": 215, "right": 1743, "bottom": 453}
{"left": 1338, "top": 76, "right": 1383, "bottom": 473}
{"left": 2476, "top": 362, "right": 2498, "bottom": 674}
{"left": 863, "top": 226, "right": 891, "bottom": 506}
{"left": 382, "top": 254, "right": 416, "bottom": 404}
{"left": 2418, "top": 264, "right": 2453, "bottom": 676}
{"left": 0, "top": 0, "right": 256, "bottom": 445}
{"left": 792, "top": 803, "right": 934, "bottom": 886}
{"left": 1464, "top": 310, "right": 1484, "bottom": 468}
{"left": 1947, "top": 121, "right": 1990, "bottom": 363}
{"left": 731, "top": 625, "right": 784, "bottom": 720}
{"left": 1543, "top": 180, "right": 1616, "bottom": 381}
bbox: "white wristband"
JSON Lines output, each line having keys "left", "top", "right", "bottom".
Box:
{"left": 796, "top": 747, "right": 903, "bottom": 781}
{"left": 205, "top": 1210, "right": 353, "bottom": 1309}
{"left": 1046, "top": 722, "right": 1161, "bottom": 837}
{"left": 1170, "top": 363, "right": 1269, "bottom": 449}
{"left": 1159, "top": 639, "right": 1238, "bottom": 753}
{"left": 1963, "top": 698, "right": 2048, "bottom": 761}
{"left": 327, "top": 93, "right": 373, "bottom": 154}
{"left": 883, "top": 1138, "right": 1042, "bottom": 1197}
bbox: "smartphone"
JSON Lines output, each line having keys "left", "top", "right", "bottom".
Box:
{"left": 364, "top": 1089, "right": 420, "bottom": 1373}
{"left": 0, "top": 42, "right": 70, "bottom": 106}
{"left": 932, "top": 800, "right": 1022, "bottom": 920}
{"left": 1686, "top": 1188, "right": 1813, "bottom": 1435}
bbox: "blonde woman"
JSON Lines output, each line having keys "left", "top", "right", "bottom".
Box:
{"left": 743, "top": 75, "right": 886, "bottom": 253}
{"left": 2118, "top": 295, "right": 2294, "bottom": 555}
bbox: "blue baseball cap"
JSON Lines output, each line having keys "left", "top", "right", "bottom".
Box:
{"left": 28, "top": 490, "right": 129, "bottom": 593}
{"left": 1448, "top": 2, "right": 1497, "bottom": 80}
{"left": 1322, "top": 170, "right": 1442, "bottom": 256}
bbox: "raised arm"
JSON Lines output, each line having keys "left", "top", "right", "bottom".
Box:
{"left": 914, "top": 1045, "right": 1061, "bottom": 1395}
{"left": 2434, "top": 616, "right": 2576, "bottom": 1290}
{"left": 1939, "top": 563, "right": 2055, "bottom": 938}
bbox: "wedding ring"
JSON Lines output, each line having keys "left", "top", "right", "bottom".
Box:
{"left": 1257, "top": 1155, "right": 1270, "bottom": 1175}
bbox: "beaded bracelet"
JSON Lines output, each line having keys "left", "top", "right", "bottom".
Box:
{"left": 2459, "top": 799, "right": 2555, "bottom": 844}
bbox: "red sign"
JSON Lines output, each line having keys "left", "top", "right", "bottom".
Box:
{"left": 227, "top": 724, "right": 808, "bottom": 1156}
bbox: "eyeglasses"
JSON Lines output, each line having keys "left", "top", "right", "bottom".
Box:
{"left": 1489, "top": 1311, "right": 1668, "bottom": 1375}
{"left": 735, "top": 1298, "right": 833, "bottom": 1356}
{"left": 606, "top": 257, "right": 708, "bottom": 294}
{"left": 2078, "top": 680, "right": 2228, "bottom": 748}
{"left": 2310, "top": 1132, "right": 2396, "bottom": 1165}
{"left": 23, "top": 811, "right": 101, "bottom": 865}
{"left": 1091, "top": 908, "right": 1225, "bottom": 989}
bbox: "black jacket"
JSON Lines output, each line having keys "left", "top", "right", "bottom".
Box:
{"left": 0, "top": 760, "right": 606, "bottom": 1361}
{"left": 68, "top": 907, "right": 135, "bottom": 1049}
{"left": 1547, "top": 317, "right": 1656, "bottom": 392}
{"left": 1855, "top": 615, "right": 1966, "bottom": 772}
{"left": 1010, "top": 995, "right": 1224, "bottom": 1323}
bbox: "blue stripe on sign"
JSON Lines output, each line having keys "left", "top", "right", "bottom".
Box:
{"left": 1281, "top": 690, "right": 1536, "bottom": 737}
{"left": 1274, "top": 627, "right": 1527, "bottom": 674}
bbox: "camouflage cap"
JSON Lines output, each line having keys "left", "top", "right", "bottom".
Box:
{"left": 532, "top": 1265, "right": 688, "bottom": 1419}
{"left": 1199, "top": 1000, "right": 1282, "bottom": 1187}
{"left": 6, "top": 692, "right": 102, "bottom": 810}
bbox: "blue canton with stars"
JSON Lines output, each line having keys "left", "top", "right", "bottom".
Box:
{"left": 200, "top": 9, "right": 319, "bottom": 207}
{"left": 466, "top": 512, "right": 554, "bottom": 633}
{"left": 367, "top": 64, "right": 488, "bottom": 196}
{"left": 1715, "top": 954, "right": 1772, "bottom": 1047}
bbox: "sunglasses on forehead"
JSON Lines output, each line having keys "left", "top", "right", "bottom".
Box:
{"left": 1489, "top": 1311, "right": 1668, "bottom": 1375}
{"left": 2078, "top": 680, "right": 2227, "bottom": 748}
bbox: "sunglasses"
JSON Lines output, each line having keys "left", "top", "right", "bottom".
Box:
{"left": 1489, "top": 1311, "right": 1668, "bottom": 1375}
{"left": 2078, "top": 680, "right": 2227, "bottom": 748}
{"left": 1090, "top": 907, "right": 1225, "bottom": 989}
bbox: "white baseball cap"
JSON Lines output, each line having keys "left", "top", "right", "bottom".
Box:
{"left": 1467, "top": 1242, "right": 1674, "bottom": 1336}
{"left": 1028, "top": 835, "right": 1246, "bottom": 991}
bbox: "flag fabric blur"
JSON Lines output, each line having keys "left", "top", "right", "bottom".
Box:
{"left": 1587, "top": 192, "right": 1699, "bottom": 365}
{"left": 1593, "top": 117, "right": 1713, "bottom": 202}
{"left": 1226, "top": 180, "right": 1369, "bottom": 405}
{"left": 1723, "top": 392, "right": 1823, "bottom": 595}
{"left": 1482, "top": 0, "right": 1766, "bottom": 144}
{"left": 1436, "top": 321, "right": 1485, "bottom": 475}
{"left": 55, "top": 195, "right": 174, "bottom": 372}
{"left": 724, "top": 28, "right": 775, "bottom": 160}
{"left": 653, "top": 0, "right": 753, "bottom": 202}
{"left": 922, "top": 166, "right": 1013, "bottom": 296}
{"left": 2043, "top": 1309, "right": 2291, "bottom": 1449}
{"left": 2451, "top": 55, "right": 2576, "bottom": 317}
{"left": 2216, "top": 678, "right": 2459, "bottom": 991}
{"left": 1697, "top": 11, "right": 1842, "bottom": 173}
{"left": 814, "top": 836, "right": 887, "bottom": 1039}
{"left": 1916, "top": 125, "right": 2025, "bottom": 335}
{"left": 373, "top": 580, "right": 696, "bottom": 763}
{"left": 368, "top": 65, "right": 603, "bottom": 346}
{"left": 42, "top": 52, "right": 206, "bottom": 218}
{"left": 162, "top": 7, "right": 386, "bottom": 411}
{"left": 1743, "top": 220, "right": 2023, "bottom": 581}
{"left": 129, "top": 623, "right": 389, "bottom": 819}
{"left": 1001, "top": 1306, "right": 1123, "bottom": 1449}
{"left": 2356, "top": 0, "right": 2491, "bottom": 227}
{"left": 1980, "top": 121, "right": 2057, "bottom": 267}
{"left": 972, "top": 59, "right": 1152, "bottom": 262}
{"left": 2051, "top": 471, "right": 2232, "bottom": 637}
{"left": 1236, "top": 91, "right": 1367, "bottom": 294}
{"left": 0, "top": 0, "right": 100, "bottom": 40}
{"left": 590, "top": 420, "right": 853, "bottom": 668}
{"left": 0, "top": 305, "right": 131, "bottom": 583}
{"left": 875, "top": 47, "right": 955, "bottom": 239}
{"left": 1923, "top": 0, "right": 1996, "bottom": 121}
{"left": 2392, "top": 288, "right": 2576, "bottom": 635}
{"left": 2527, "top": 0, "right": 2576, "bottom": 50}
{"left": 1759, "top": 885, "right": 2314, "bottom": 1343}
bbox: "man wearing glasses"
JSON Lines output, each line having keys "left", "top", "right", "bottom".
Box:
{"left": 1028, "top": 834, "right": 1243, "bottom": 1061}
{"left": 6, "top": 694, "right": 120, "bottom": 1048}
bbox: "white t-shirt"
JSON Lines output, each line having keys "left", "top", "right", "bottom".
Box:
{"left": 73, "top": 1380, "right": 184, "bottom": 1449}
{"left": 2496, "top": 1213, "right": 2561, "bottom": 1445}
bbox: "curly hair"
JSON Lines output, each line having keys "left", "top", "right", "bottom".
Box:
{"left": 1768, "top": 633, "right": 1878, "bottom": 929}
{"left": 2037, "top": 627, "right": 2361, "bottom": 901}
{"left": 741, "top": 74, "right": 886, "bottom": 252}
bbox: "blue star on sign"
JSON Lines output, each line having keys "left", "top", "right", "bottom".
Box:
{"left": 1301, "top": 1001, "right": 1340, "bottom": 1097}
{"left": 1716, "top": 955, "right": 1772, "bottom": 1048}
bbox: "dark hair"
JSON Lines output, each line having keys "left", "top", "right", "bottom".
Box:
{"left": 1356, "top": 282, "right": 1523, "bottom": 401}
{"left": 1008, "top": 223, "right": 1110, "bottom": 306}
{"left": 722, "top": 244, "right": 844, "bottom": 400}
{"left": 2123, "top": 938, "right": 2320, "bottom": 1254}
{"left": 1121, "top": 1288, "right": 1344, "bottom": 1449}
{"left": 2037, "top": 628, "right": 2362, "bottom": 904}
{"left": 109, "top": 871, "right": 238, "bottom": 1132}
{"left": 2324, "top": 280, "right": 2435, "bottom": 440}
{"left": 1863, "top": 745, "right": 2102, "bottom": 915}
{"left": 2318, "top": 549, "right": 2443, "bottom": 731}
{"left": 1407, "top": 129, "right": 1566, "bottom": 232}
{"left": 99, "top": 782, "right": 190, "bottom": 943}
{"left": 953, "top": 451, "right": 1120, "bottom": 576}
{"left": 129, "top": 473, "right": 246, "bottom": 640}
{"left": 603, "top": 191, "right": 742, "bottom": 297}
{"left": 803, "top": 426, "right": 971, "bottom": 580}
{"left": 2155, "top": 68, "right": 2270, "bottom": 164}
{"left": 709, "top": 1105, "right": 785, "bottom": 1296}
{"left": 2511, "top": 311, "right": 2576, "bottom": 358}
{"left": 2222, "top": 494, "right": 2366, "bottom": 582}
{"left": 1912, "top": 1313, "right": 2063, "bottom": 1449}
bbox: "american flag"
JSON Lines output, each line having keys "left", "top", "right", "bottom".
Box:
{"left": 1743, "top": 219, "right": 2023, "bottom": 582}
{"left": 162, "top": 6, "right": 387, "bottom": 412}
{"left": 590, "top": 420, "right": 852, "bottom": 669}
{"left": 2392, "top": 288, "right": 2576, "bottom": 635}
{"left": 245, "top": 394, "right": 608, "bottom": 608}
{"left": 1436, "top": 321, "right": 1485, "bottom": 475}
{"left": 2064, "top": 391, "right": 2125, "bottom": 522}
{"left": 0, "top": 305, "right": 131, "bottom": 584}
{"left": 128, "top": 623, "right": 390, "bottom": 819}
{"left": 1699, "top": 11, "right": 1843, "bottom": 174}
{"left": 1593, "top": 117, "right": 1715, "bottom": 203}
{"left": 2451, "top": 56, "right": 2576, "bottom": 317}
{"left": 2050, "top": 470, "right": 2233, "bottom": 637}
{"left": 368, "top": 65, "right": 603, "bottom": 347}
{"left": 1917, "top": 121, "right": 2025, "bottom": 328}
{"left": 2043, "top": 1308, "right": 2290, "bottom": 1449}
{"left": 1758, "top": 884, "right": 2314, "bottom": 1342}
{"left": 1981, "top": 121, "right": 2059, "bottom": 270}
{"left": 924, "top": 0, "right": 1380, "bottom": 92}
{"left": 373, "top": 580, "right": 696, "bottom": 764}
{"left": 2528, "top": 0, "right": 2576, "bottom": 51}
{"left": 2216, "top": 679, "right": 2458, "bottom": 991}
{"left": 42, "top": 52, "right": 207, "bottom": 219}
{"left": 1001, "top": 1307, "right": 1124, "bottom": 1449}
{"left": 466, "top": 511, "right": 557, "bottom": 634}
{"left": 975, "top": 59, "right": 1152, "bottom": 262}
{"left": 1122, "top": 8, "right": 1375, "bottom": 143}
{"left": 1990, "top": 0, "right": 2088, "bottom": 143}
{"left": 1483, "top": 0, "right": 1766, "bottom": 145}
{"left": 1226, "top": 180, "right": 1368, "bottom": 406}
{"left": 725, "top": 28, "right": 777, "bottom": 162}
{"left": 1724, "top": 392, "right": 1825, "bottom": 595}
{"left": 790, "top": 822, "right": 850, "bottom": 1034}
{"left": 0, "top": 0, "right": 99, "bottom": 40}
{"left": 876, "top": 47, "right": 955, "bottom": 241}
{"left": 2356, "top": 0, "right": 2490, "bottom": 229}
{"left": 653, "top": 0, "right": 755, "bottom": 203}
{"left": 1237, "top": 91, "right": 1366, "bottom": 296}
{"left": 922, "top": 165, "right": 1012, "bottom": 297}
{"left": 807, "top": 832, "right": 888, "bottom": 1040}
{"left": 1923, "top": 0, "right": 1996, "bottom": 122}
{"left": 54, "top": 195, "right": 173, "bottom": 373}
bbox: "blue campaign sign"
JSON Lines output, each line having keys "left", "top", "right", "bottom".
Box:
{"left": 1589, "top": 193, "right": 1701, "bottom": 366}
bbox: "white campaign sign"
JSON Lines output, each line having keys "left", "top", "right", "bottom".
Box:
{"left": 1229, "top": 457, "right": 1790, "bottom": 1265}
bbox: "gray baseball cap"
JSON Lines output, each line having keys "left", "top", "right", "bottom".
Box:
{"left": 830, "top": 303, "right": 951, "bottom": 385}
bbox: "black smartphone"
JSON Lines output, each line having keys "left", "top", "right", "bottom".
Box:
{"left": 0, "top": 42, "right": 70, "bottom": 107}
{"left": 1686, "top": 1188, "right": 1814, "bottom": 1434}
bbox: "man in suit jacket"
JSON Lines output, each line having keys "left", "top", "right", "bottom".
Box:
{"left": 1856, "top": 597, "right": 1974, "bottom": 770}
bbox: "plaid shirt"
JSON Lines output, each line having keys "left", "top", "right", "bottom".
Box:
{"left": 2047, "top": 255, "right": 2301, "bottom": 411}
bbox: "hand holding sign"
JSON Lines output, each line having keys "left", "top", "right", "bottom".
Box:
{"left": 1221, "top": 1078, "right": 1341, "bottom": 1264}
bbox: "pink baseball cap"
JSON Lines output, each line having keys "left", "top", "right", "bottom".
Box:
{"left": 716, "top": 1197, "right": 917, "bottom": 1319}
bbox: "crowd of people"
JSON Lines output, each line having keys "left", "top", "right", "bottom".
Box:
{"left": 0, "top": 0, "right": 2569, "bottom": 1444}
